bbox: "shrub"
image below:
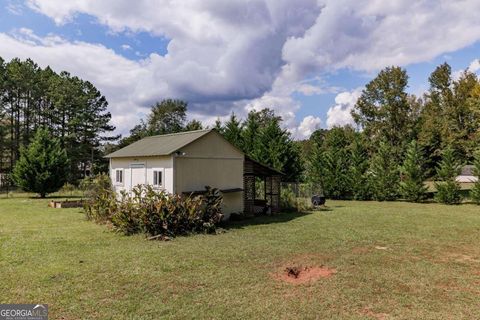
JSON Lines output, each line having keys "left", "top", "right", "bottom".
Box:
{"left": 201, "top": 186, "right": 224, "bottom": 232}
{"left": 12, "top": 127, "right": 69, "bottom": 198}
{"left": 434, "top": 147, "right": 462, "bottom": 205}
{"left": 280, "top": 187, "right": 297, "bottom": 211}
{"left": 60, "top": 182, "right": 76, "bottom": 196}
{"left": 86, "top": 184, "right": 224, "bottom": 238}
{"left": 83, "top": 174, "right": 116, "bottom": 222}
{"left": 111, "top": 190, "right": 143, "bottom": 235}
{"left": 470, "top": 149, "right": 480, "bottom": 204}
{"left": 435, "top": 182, "right": 462, "bottom": 205}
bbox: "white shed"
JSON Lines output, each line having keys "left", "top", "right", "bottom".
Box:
{"left": 105, "top": 129, "right": 245, "bottom": 218}
{"left": 105, "top": 129, "right": 284, "bottom": 218}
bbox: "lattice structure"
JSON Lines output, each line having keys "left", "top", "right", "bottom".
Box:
{"left": 244, "top": 156, "right": 282, "bottom": 215}
{"left": 243, "top": 175, "right": 256, "bottom": 215}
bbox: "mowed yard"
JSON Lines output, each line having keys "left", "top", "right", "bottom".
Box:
{"left": 1, "top": 197, "right": 480, "bottom": 319}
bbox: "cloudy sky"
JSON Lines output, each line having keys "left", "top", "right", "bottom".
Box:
{"left": 1, "top": 0, "right": 480, "bottom": 139}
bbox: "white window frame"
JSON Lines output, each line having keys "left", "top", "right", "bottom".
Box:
{"left": 152, "top": 168, "right": 164, "bottom": 188}
{"left": 115, "top": 169, "right": 124, "bottom": 185}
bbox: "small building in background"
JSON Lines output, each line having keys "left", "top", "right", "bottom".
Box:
{"left": 455, "top": 165, "right": 478, "bottom": 183}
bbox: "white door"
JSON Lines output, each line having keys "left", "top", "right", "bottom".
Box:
{"left": 130, "top": 164, "right": 146, "bottom": 189}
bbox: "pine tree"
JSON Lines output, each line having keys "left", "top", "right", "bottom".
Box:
{"left": 470, "top": 149, "right": 480, "bottom": 204}
{"left": 256, "top": 116, "right": 303, "bottom": 182}
{"left": 349, "top": 137, "right": 372, "bottom": 200}
{"left": 12, "top": 127, "right": 69, "bottom": 198}
{"left": 370, "top": 141, "right": 400, "bottom": 201}
{"left": 399, "top": 140, "right": 428, "bottom": 202}
{"left": 434, "top": 146, "right": 462, "bottom": 204}
{"left": 184, "top": 119, "right": 203, "bottom": 131}
{"left": 309, "top": 127, "right": 355, "bottom": 199}
{"left": 241, "top": 111, "right": 262, "bottom": 158}
{"left": 223, "top": 113, "right": 244, "bottom": 150}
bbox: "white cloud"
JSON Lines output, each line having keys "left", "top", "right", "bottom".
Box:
{"left": 295, "top": 115, "right": 322, "bottom": 139}
{"left": 121, "top": 44, "right": 132, "bottom": 50}
{"left": 452, "top": 58, "right": 480, "bottom": 81}
{"left": 468, "top": 59, "right": 480, "bottom": 73}
{"left": 326, "top": 89, "right": 362, "bottom": 129}
{"left": 1, "top": 0, "right": 479, "bottom": 137}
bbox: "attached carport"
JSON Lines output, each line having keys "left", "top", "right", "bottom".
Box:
{"left": 243, "top": 156, "right": 283, "bottom": 215}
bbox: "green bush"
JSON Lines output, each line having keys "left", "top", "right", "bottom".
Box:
{"left": 85, "top": 184, "right": 224, "bottom": 238}
{"left": 435, "top": 181, "right": 462, "bottom": 205}
{"left": 280, "top": 187, "right": 297, "bottom": 211}
{"left": 60, "top": 182, "right": 76, "bottom": 196}
{"left": 434, "top": 147, "right": 462, "bottom": 205}
{"left": 470, "top": 149, "right": 480, "bottom": 205}
{"left": 201, "top": 186, "right": 224, "bottom": 232}
{"left": 83, "top": 174, "right": 116, "bottom": 222}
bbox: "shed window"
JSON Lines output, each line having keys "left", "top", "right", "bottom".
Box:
{"left": 153, "top": 170, "right": 163, "bottom": 186}
{"left": 115, "top": 169, "right": 123, "bottom": 184}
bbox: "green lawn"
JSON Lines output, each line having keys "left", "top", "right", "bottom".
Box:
{"left": 1, "top": 197, "right": 480, "bottom": 319}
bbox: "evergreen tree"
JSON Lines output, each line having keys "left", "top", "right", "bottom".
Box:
{"left": 12, "top": 127, "right": 69, "bottom": 198}
{"left": 213, "top": 118, "right": 224, "bottom": 134}
{"left": 348, "top": 136, "right": 372, "bottom": 200}
{"left": 434, "top": 146, "right": 462, "bottom": 204}
{"left": 255, "top": 115, "right": 303, "bottom": 182}
{"left": 399, "top": 140, "right": 428, "bottom": 202}
{"left": 241, "top": 111, "right": 262, "bottom": 158}
{"left": 184, "top": 119, "right": 203, "bottom": 131}
{"left": 309, "top": 126, "right": 355, "bottom": 199}
{"left": 469, "top": 149, "right": 480, "bottom": 204}
{"left": 369, "top": 141, "right": 399, "bottom": 201}
{"left": 223, "top": 113, "right": 244, "bottom": 150}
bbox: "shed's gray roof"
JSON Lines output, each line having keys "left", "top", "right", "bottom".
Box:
{"left": 105, "top": 129, "right": 213, "bottom": 158}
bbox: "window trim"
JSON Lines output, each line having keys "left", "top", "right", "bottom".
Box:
{"left": 115, "top": 169, "right": 124, "bottom": 185}
{"left": 152, "top": 168, "right": 164, "bottom": 188}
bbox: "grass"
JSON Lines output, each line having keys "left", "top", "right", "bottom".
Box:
{"left": 1, "top": 197, "right": 480, "bottom": 319}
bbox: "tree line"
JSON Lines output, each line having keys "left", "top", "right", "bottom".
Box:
{"left": 0, "top": 56, "right": 116, "bottom": 183}
{"left": 306, "top": 63, "right": 480, "bottom": 204}
{"left": 4, "top": 55, "right": 480, "bottom": 204}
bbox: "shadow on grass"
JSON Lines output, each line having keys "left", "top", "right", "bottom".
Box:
{"left": 222, "top": 208, "right": 333, "bottom": 230}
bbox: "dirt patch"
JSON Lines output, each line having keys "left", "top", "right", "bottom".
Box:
{"left": 274, "top": 265, "right": 336, "bottom": 284}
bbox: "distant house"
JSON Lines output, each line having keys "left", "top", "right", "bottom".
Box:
{"left": 455, "top": 165, "right": 478, "bottom": 183}
{"left": 105, "top": 129, "right": 282, "bottom": 218}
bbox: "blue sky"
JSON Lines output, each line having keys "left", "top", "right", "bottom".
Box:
{"left": 0, "top": 0, "right": 479, "bottom": 138}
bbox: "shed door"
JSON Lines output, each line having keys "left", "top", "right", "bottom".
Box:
{"left": 130, "top": 164, "right": 146, "bottom": 189}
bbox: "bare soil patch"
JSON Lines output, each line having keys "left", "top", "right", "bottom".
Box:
{"left": 274, "top": 265, "right": 336, "bottom": 284}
